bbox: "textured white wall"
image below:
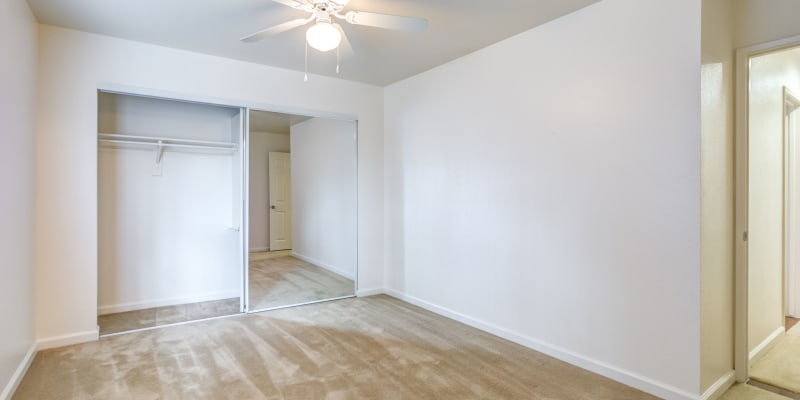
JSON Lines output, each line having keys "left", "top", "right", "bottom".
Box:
{"left": 248, "top": 131, "right": 291, "bottom": 252}
{"left": 35, "top": 25, "right": 384, "bottom": 345}
{"left": 700, "top": 0, "right": 735, "bottom": 393}
{"left": 748, "top": 48, "right": 800, "bottom": 353}
{"left": 0, "top": 0, "right": 37, "bottom": 397}
{"left": 384, "top": 0, "right": 701, "bottom": 398}
{"left": 290, "top": 118, "right": 357, "bottom": 279}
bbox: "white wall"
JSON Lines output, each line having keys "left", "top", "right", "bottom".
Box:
{"left": 700, "top": 0, "right": 735, "bottom": 394}
{"left": 0, "top": 0, "right": 37, "bottom": 396}
{"left": 248, "top": 131, "right": 291, "bottom": 252}
{"left": 35, "top": 25, "right": 384, "bottom": 346}
{"left": 383, "top": 0, "right": 701, "bottom": 398}
{"left": 97, "top": 94, "right": 242, "bottom": 314}
{"left": 747, "top": 48, "right": 800, "bottom": 354}
{"left": 290, "top": 118, "right": 357, "bottom": 280}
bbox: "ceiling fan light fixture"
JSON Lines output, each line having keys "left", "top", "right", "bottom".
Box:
{"left": 330, "top": 0, "right": 350, "bottom": 5}
{"left": 306, "top": 21, "right": 341, "bottom": 52}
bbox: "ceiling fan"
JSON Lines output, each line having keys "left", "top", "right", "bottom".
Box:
{"left": 241, "top": 0, "right": 428, "bottom": 59}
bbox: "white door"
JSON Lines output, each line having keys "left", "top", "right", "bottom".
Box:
{"left": 269, "top": 152, "right": 292, "bottom": 251}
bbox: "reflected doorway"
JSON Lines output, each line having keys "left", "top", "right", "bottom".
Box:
{"left": 741, "top": 43, "right": 800, "bottom": 397}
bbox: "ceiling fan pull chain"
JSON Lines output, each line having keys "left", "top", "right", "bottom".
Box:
{"left": 304, "top": 40, "right": 309, "bottom": 82}
{"left": 336, "top": 46, "right": 340, "bottom": 74}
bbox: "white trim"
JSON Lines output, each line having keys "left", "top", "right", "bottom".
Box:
{"left": 356, "top": 288, "right": 384, "bottom": 297}
{"left": 97, "top": 291, "right": 241, "bottom": 315}
{"left": 291, "top": 251, "right": 355, "bottom": 280}
{"left": 0, "top": 343, "right": 37, "bottom": 400}
{"left": 249, "top": 247, "right": 269, "bottom": 253}
{"left": 700, "top": 371, "right": 736, "bottom": 400}
{"left": 748, "top": 326, "right": 784, "bottom": 364}
{"left": 37, "top": 329, "right": 99, "bottom": 350}
{"left": 384, "top": 289, "right": 699, "bottom": 400}
{"left": 785, "top": 87, "right": 800, "bottom": 318}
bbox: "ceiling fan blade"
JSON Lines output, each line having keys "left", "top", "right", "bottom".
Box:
{"left": 240, "top": 17, "right": 313, "bottom": 43}
{"left": 270, "top": 0, "right": 312, "bottom": 11}
{"left": 334, "top": 24, "right": 355, "bottom": 59}
{"left": 344, "top": 11, "right": 428, "bottom": 32}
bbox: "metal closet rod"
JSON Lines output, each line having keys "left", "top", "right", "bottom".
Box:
{"left": 97, "top": 133, "right": 238, "bottom": 150}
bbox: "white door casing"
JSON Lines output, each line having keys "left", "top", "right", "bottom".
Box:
{"left": 786, "top": 87, "right": 800, "bottom": 318}
{"left": 269, "top": 152, "right": 292, "bottom": 251}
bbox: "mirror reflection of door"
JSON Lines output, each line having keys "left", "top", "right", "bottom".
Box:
{"left": 268, "top": 152, "right": 292, "bottom": 251}
{"left": 247, "top": 110, "right": 356, "bottom": 312}
{"left": 746, "top": 47, "right": 800, "bottom": 396}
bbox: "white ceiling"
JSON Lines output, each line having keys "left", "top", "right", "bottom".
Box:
{"left": 26, "top": 0, "right": 600, "bottom": 86}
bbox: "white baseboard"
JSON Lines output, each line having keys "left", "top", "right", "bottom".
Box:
{"left": 0, "top": 343, "right": 37, "bottom": 400}
{"left": 249, "top": 247, "right": 269, "bottom": 253}
{"left": 97, "top": 291, "right": 240, "bottom": 315}
{"left": 291, "top": 252, "right": 355, "bottom": 280}
{"left": 749, "top": 326, "right": 784, "bottom": 364}
{"left": 384, "top": 289, "right": 700, "bottom": 400}
{"left": 37, "top": 329, "right": 99, "bottom": 351}
{"left": 356, "top": 288, "right": 385, "bottom": 297}
{"left": 700, "top": 371, "right": 735, "bottom": 400}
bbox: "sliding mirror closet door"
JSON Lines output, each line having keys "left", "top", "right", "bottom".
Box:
{"left": 97, "top": 92, "right": 245, "bottom": 335}
{"left": 247, "top": 110, "right": 356, "bottom": 312}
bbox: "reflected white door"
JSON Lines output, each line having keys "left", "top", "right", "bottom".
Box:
{"left": 269, "top": 152, "right": 292, "bottom": 251}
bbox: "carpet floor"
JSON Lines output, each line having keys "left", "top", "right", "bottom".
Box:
{"left": 98, "top": 298, "right": 241, "bottom": 336}
{"left": 248, "top": 252, "right": 354, "bottom": 312}
{"left": 750, "top": 323, "right": 800, "bottom": 394}
{"left": 719, "top": 384, "right": 791, "bottom": 400}
{"left": 14, "top": 296, "right": 656, "bottom": 400}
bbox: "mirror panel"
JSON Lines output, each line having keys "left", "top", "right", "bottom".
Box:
{"left": 247, "top": 110, "right": 357, "bottom": 311}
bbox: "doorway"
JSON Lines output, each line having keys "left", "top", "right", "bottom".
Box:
{"left": 736, "top": 38, "right": 800, "bottom": 395}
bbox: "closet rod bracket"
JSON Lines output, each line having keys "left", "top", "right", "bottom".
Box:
{"left": 155, "top": 140, "right": 165, "bottom": 164}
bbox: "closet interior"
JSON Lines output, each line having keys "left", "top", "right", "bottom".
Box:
{"left": 97, "top": 91, "right": 245, "bottom": 335}
{"left": 96, "top": 91, "right": 358, "bottom": 335}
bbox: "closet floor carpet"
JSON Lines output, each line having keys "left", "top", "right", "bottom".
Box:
{"left": 14, "top": 296, "right": 656, "bottom": 400}
{"left": 248, "top": 252, "right": 354, "bottom": 311}
{"left": 98, "top": 298, "right": 241, "bottom": 336}
{"left": 749, "top": 323, "right": 800, "bottom": 395}
{"left": 719, "top": 384, "right": 792, "bottom": 400}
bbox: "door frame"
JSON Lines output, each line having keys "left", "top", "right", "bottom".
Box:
{"left": 785, "top": 87, "right": 800, "bottom": 319}
{"left": 734, "top": 34, "right": 800, "bottom": 382}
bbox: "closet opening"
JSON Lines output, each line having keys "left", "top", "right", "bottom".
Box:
{"left": 96, "top": 91, "right": 246, "bottom": 335}
{"left": 245, "top": 110, "right": 357, "bottom": 312}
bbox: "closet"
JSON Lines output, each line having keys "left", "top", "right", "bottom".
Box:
{"left": 97, "top": 91, "right": 245, "bottom": 334}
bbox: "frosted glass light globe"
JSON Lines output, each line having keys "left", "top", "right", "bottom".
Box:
{"left": 306, "top": 22, "right": 341, "bottom": 52}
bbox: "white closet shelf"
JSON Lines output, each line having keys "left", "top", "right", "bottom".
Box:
{"left": 98, "top": 133, "right": 238, "bottom": 154}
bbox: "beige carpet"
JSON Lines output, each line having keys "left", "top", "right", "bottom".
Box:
{"left": 750, "top": 325, "right": 800, "bottom": 394}
{"left": 248, "top": 252, "right": 354, "bottom": 311}
{"left": 14, "top": 296, "right": 655, "bottom": 399}
{"left": 98, "top": 298, "right": 241, "bottom": 335}
{"left": 719, "top": 384, "right": 791, "bottom": 400}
